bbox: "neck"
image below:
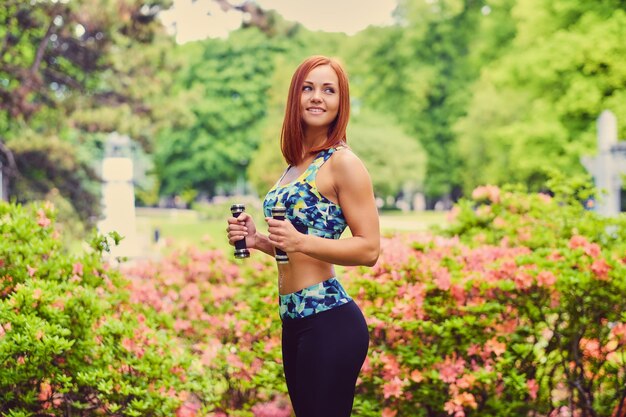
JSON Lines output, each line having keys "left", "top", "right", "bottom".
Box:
{"left": 302, "top": 126, "right": 328, "bottom": 151}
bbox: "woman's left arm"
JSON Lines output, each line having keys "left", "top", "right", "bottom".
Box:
{"left": 266, "top": 150, "right": 380, "bottom": 266}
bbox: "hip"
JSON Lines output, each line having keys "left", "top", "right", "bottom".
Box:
{"left": 279, "top": 276, "right": 352, "bottom": 321}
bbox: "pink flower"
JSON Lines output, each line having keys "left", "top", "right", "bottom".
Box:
{"left": 591, "top": 259, "right": 610, "bottom": 280}
{"left": 444, "top": 400, "right": 463, "bottom": 416}
{"left": 527, "top": 379, "right": 539, "bottom": 400}
{"left": 438, "top": 356, "right": 466, "bottom": 383}
{"left": 455, "top": 374, "right": 476, "bottom": 389}
{"left": 457, "top": 392, "right": 478, "bottom": 408}
{"left": 584, "top": 243, "right": 601, "bottom": 258}
{"left": 493, "top": 216, "right": 507, "bottom": 228}
{"left": 27, "top": 265, "right": 37, "bottom": 277}
{"left": 611, "top": 323, "right": 626, "bottom": 345}
{"left": 547, "top": 251, "right": 564, "bottom": 261}
{"left": 382, "top": 408, "right": 398, "bottom": 417}
{"left": 434, "top": 268, "right": 451, "bottom": 291}
{"left": 37, "top": 209, "right": 51, "bottom": 228}
{"left": 251, "top": 398, "right": 292, "bottom": 417}
{"left": 472, "top": 185, "right": 501, "bottom": 203}
{"left": 580, "top": 338, "right": 602, "bottom": 359}
{"left": 485, "top": 338, "right": 506, "bottom": 356}
{"left": 380, "top": 352, "right": 401, "bottom": 379}
{"left": 536, "top": 271, "right": 557, "bottom": 287}
{"left": 176, "top": 402, "right": 199, "bottom": 417}
{"left": 174, "top": 319, "right": 192, "bottom": 332}
{"left": 466, "top": 344, "right": 481, "bottom": 356}
{"left": 72, "top": 262, "right": 83, "bottom": 276}
{"left": 121, "top": 337, "right": 134, "bottom": 352}
{"left": 382, "top": 376, "right": 406, "bottom": 399}
{"left": 476, "top": 205, "right": 492, "bottom": 218}
{"left": 38, "top": 380, "right": 53, "bottom": 408}
{"left": 450, "top": 284, "right": 466, "bottom": 305}
{"left": 568, "top": 235, "right": 600, "bottom": 258}
{"left": 410, "top": 369, "right": 424, "bottom": 383}
{"left": 568, "top": 235, "right": 589, "bottom": 249}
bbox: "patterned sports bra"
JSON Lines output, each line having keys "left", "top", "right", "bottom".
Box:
{"left": 263, "top": 146, "right": 348, "bottom": 240}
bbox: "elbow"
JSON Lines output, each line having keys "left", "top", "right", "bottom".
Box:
{"left": 363, "top": 244, "right": 380, "bottom": 267}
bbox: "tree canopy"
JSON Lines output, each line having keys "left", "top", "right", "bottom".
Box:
{"left": 4, "top": 0, "right": 625, "bottom": 219}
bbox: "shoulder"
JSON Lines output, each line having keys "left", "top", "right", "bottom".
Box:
{"left": 330, "top": 146, "right": 364, "bottom": 170}
{"left": 330, "top": 147, "right": 372, "bottom": 184}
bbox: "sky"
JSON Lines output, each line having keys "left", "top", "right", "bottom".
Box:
{"left": 160, "top": 0, "right": 398, "bottom": 43}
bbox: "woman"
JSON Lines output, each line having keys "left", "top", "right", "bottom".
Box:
{"left": 227, "top": 55, "right": 380, "bottom": 417}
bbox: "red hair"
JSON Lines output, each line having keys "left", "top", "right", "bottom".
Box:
{"left": 280, "top": 55, "right": 350, "bottom": 166}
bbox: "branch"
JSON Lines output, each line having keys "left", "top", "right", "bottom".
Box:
{"left": 571, "top": 379, "right": 597, "bottom": 417}
{"left": 42, "top": 67, "right": 84, "bottom": 91}
{"left": 212, "top": 0, "right": 272, "bottom": 34}
{"left": 31, "top": 17, "right": 55, "bottom": 75}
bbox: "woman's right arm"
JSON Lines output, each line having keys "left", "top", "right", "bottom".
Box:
{"left": 227, "top": 212, "right": 275, "bottom": 257}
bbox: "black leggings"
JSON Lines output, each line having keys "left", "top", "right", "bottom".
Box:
{"left": 281, "top": 300, "right": 370, "bottom": 417}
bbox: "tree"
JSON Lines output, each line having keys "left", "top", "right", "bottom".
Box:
{"left": 343, "top": 0, "right": 484, "bottom": 206}
{"left": 0, "top": 0, "right": 173, "bottom": 223}
{"left": 455, "top": 0, "right": 626, "bottom": 193}
{"left": 154, "top": 28, "right": 281, "bottom": 198}
{"left": 348, "top": 108, "right": 427, "bottom": 200}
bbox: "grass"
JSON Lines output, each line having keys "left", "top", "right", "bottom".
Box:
{"left": 135, "top": 207, "right": 448, "bottom": 255}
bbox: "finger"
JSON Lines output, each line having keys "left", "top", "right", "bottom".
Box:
{"left": 267, "top": 226, "right": 283, "bottom": 236}
{"left": 237, "top": 212, "right": 252, "bottom": 223}
{"left": 227, "top": 223, "right": 248, "bottom": 232}
{"left": 228, "top": 232, "right": 248, "bottom": 243}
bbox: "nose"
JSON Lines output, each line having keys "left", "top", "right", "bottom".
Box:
{"left": 310, "top": 88, "right": 322, "bottom": 102}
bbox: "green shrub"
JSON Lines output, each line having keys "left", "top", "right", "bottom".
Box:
{"left": 0, "top": 202, "right": 217, "bottom": 416}
{"left": 346, "top": 174, "right": 626, "bottom": 417}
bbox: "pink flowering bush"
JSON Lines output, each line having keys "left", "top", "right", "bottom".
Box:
{"left": 347, "top": 174, "right": 626, "bottom": 417}
{"left": 0, "top": 202, "right": 216, "bottom": 416}
{"left": 4, "top": 172, "right": 625, "bottom": 417}
{"left": 123, "top": 245, "right": 289, "bottom": 415}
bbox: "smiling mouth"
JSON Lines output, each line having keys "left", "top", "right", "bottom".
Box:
{"left": 307, "top": 108, "right": 325, "bottom": 113}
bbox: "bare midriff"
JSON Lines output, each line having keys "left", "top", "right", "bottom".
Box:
{"left": 277, "top": 252, "right": 335, "bottom": 295}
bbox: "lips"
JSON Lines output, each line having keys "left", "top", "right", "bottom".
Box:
{"left": 307, "top": 107, "right": 325, "bottom": 113}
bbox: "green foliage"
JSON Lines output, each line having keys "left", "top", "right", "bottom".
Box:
{"left": 246, "top": 54, "right": 296, "bottom": 197}
{"left": 0, "top": 201, "right": 217, "bottom": 415}
{"left": 0, "top": 0, "right": 175, "bottom": 222}
{"left": 154, "top": 29, "right": 281, "bottom": 197}
{"left": 345, "top": 175, "right": 626, "bottom": 416}
{"left": 455, "top": 1, "right": 626, "bottom": 193}
{"left": 345, "top": 0, "right": 495, "bottom": 202}
{"left": 127, "top": 175, "right": 626, "bottom": 416}
{"left": 348, "top": 109, "right": 427, "bottom": 198}
{"left": 8, "top": 133, "right": 100, "bottom": 227}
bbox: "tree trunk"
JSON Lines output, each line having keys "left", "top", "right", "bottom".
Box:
{"left": 0, "top": 139, "right": 17, "bottom": 201}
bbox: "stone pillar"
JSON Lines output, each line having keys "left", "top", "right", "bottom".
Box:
{"left": 581, "top": 110, "right": 626, "bottom": 216}
{"left": 98, "top": 133, "right": 140, "bottom": 258}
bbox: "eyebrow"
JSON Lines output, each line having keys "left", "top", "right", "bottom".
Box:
{"left": 303, "top": 80, "right": 336, "bottom": 86}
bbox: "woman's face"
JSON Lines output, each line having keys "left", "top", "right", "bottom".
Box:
{"left": 300, "top": 64, "right": 340, "bottom": 130}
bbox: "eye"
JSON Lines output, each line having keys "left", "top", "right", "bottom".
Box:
{"left": 302, "top": 85, "right": 312, "bottom": 92}
{"left": 324, "top": 87, "right": 335, "bottom": 94}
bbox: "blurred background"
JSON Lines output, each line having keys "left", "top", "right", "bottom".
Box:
{"left": 1, "top": 0, "right": 625, "bottom": 255}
